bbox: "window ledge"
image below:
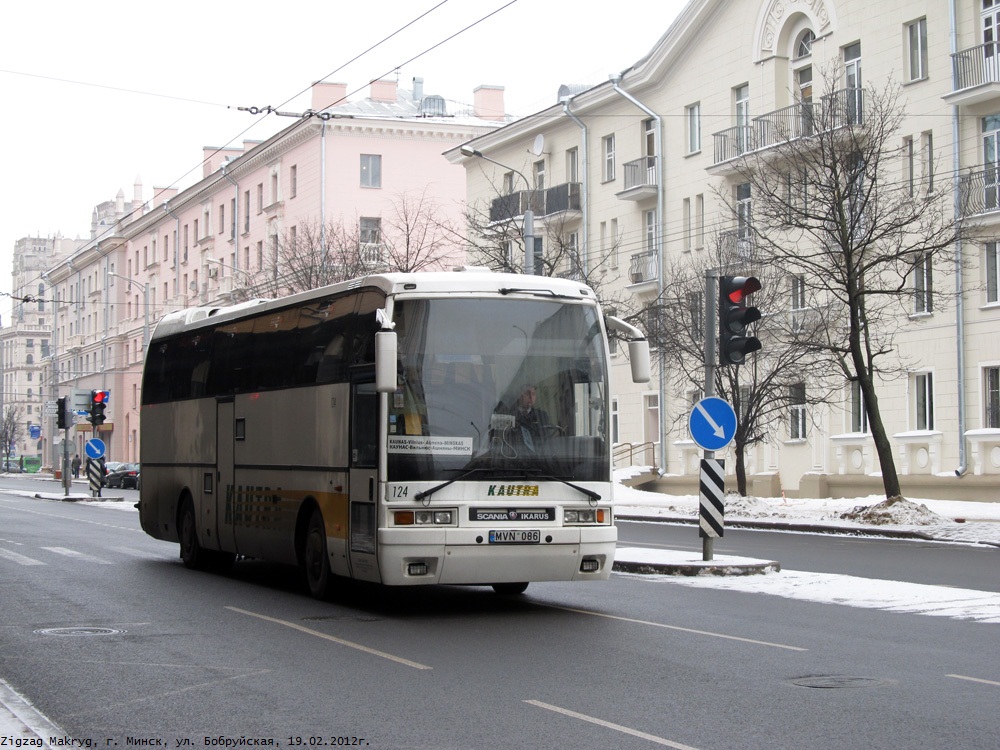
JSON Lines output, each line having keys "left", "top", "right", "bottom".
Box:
{"left": 908, "top": 311, "right": 933, "bottom": 320}
{"left": 783, "top": 438, "right": 808, "bottom": 445}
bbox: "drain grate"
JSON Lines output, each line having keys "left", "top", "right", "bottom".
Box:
{"left": 791, "top": 675, "right": 889, "bottom": 689}
{"left": 34, "top": 626, "right": 127, "bottom": 636}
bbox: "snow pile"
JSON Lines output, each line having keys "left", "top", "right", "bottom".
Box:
{"left": 839, "top": 496, "right": 948, "bottom": 526}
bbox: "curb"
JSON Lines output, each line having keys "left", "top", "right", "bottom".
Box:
{"left": 613, "top": 556, "right": 780, "bottom": 577}
{"left": 617, "top": 513, "right": 936, "bottom": 540}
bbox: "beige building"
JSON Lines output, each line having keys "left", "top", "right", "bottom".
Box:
{"left": 452, "top": 0, "right": 1000, "bottom": 500}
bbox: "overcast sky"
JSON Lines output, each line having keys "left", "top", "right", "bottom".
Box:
{"left": 0, "top": 0, "right": 687, "bottom": 320}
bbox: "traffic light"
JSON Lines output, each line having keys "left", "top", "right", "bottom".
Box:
{"left": 89, "top": 389, "right": 110, "bottom": 426}
{"left": 719, "top": 275, "right": 762, "bottom": 365}
{"left": 56, "top": 397, "right": 69, "bottom": 430}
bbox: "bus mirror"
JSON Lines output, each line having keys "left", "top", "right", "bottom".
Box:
{"left": 628, "top": 340, "right": 651, "bottom": 383}
{"left": 375, "top": 331, "right": 398, "bottom": 393}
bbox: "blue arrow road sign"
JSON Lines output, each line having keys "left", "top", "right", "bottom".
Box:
{"left": 85, "top": 438, "right": 106, "bottom": 460}
{"left": 688, "top": 397, "right": 738, "bottom": 451}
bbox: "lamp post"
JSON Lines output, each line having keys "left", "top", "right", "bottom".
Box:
{"left": 460, "top": 145, "right": 536, "bottom": 275}
{"left": 107, "top": 272, "right": 150, "bottom": 351}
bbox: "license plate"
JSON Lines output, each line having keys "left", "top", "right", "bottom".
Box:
{"left": 489, "top": 529, "right": 540, "bottom": 544}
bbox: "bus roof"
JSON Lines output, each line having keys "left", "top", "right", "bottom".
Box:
{"left": 149, "top": 269, "right": 599, "bottom": 341}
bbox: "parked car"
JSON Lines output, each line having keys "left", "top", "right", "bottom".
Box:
{"left": 2, "top": 460, "right": 23, "bottom": 473}
{"left": 105, "top": 462, "right": 140, "bottom": 489}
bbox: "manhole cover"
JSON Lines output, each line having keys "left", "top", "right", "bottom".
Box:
{"left": 34, "top": 627, "right": 126, "bottom": 636}
{"left": 301, "top": 615, "right": 382, "bottom": 623}
{"left": 791, "top": 675, "right": 889, "bottom": 689}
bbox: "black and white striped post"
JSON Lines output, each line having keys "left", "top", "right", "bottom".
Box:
{"left": 699, "top": 458, "right": 725, "bottom": 540}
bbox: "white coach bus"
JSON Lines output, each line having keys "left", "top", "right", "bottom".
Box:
{"left": 138, "top": 270, "right": 649, "bottom": 597}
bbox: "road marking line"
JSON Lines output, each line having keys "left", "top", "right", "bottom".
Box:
{"left": 41, "top": 546, "right": 113, "bottom": 564}
{"left": 0, "top": 546, "right": 45, "bottom": 566}
{"left": 947, "top": 674, "right": 1000, "bottom": 687}
{"left": 525, "top": 700, "right": 702, "bottom": 749}
{"left": 226, "top": 606, "right": 432, "bottom": 670}
{"left": 544, "top": 604, "right": 807, "bottom": 651}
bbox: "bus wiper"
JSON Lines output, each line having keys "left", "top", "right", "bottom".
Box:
{"left": 498, "top": 287, "right": 576, "bottom": 300}
{"left": 413, "top": 468, "right": 485, "bottom": 503}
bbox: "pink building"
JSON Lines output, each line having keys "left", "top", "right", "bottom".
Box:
{"left": 42, "top": 79, "right": 504, "bottom": 466}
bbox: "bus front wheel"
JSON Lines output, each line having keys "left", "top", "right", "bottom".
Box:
{"left": 178, "top": 497, "right": 234, "bottom": 571}
{"left": 303, "top": 507, "right": 334, "bottom": 600}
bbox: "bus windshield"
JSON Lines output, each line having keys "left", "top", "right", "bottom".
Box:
{"left": 388, "top": 297, "right": 609, "bottom": 482}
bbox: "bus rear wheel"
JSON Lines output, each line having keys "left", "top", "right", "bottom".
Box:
{"left": 492, "top": 582, "right": 529, "bottom": 595}
{"left": 303, "top": 507, "right": 335, "bottom": 600}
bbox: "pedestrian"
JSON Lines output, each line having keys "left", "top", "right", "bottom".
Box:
{"left": 71, "top": 454, "right": 81, "bottom": 479}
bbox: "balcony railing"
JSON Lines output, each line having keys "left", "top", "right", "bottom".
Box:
{"left": 488, "top": 182, "right": 580, "bottom": 223}
{"left": 719, "top": 229, "right": 754, "bottom": 260}
{"left": 958, "top": 167, "right": 1000, "bottom": 218}
{"left": 628, "top": 250, "right": 659, "bottom": 285}
{"left": 544, "top": 182, "right": 582, "bottom": 214}
{"left": 711, "top": 88, "right": 864, "bottom": 167}
{"left": 952, "top": 42, "right": 1000, "bottom": 93}
{"left": 622, "top": 156, "right": 658, "bottom": 191}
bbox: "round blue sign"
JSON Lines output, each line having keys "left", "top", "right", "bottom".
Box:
{"left": 688, "top": 397, "right": 738, "bottom": 451}
{"left": 85, "top": 438, "right": 106, "bottom": 460}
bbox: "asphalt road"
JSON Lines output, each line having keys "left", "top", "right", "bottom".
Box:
{"left": 1, "top": 490, "right": 998, "bottom": 750}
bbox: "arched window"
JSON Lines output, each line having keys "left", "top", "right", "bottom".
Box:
{"left": 795, "top": 29, "right": 815, "bottom": 60}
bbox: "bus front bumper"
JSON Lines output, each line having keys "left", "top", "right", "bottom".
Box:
{"left": 376, "top": 525, "right": 617, "bottom": 586}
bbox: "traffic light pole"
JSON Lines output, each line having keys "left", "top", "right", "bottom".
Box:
{"left": 62, "top": 426, "right": 71, "bottom": 496}
{"left": 702, "top": 269, "right": 719, "bottom": 561}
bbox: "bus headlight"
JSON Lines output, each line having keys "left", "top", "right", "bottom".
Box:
{"left": 394, "top": 509, "right": 455, "bottom": 526}
{"left": 564, "top": 508, "right": 608, "bottom": 525}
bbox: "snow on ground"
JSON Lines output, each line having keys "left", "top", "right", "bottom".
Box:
{"left": 613, "top": 467, "right": 1000, "bottom": 624}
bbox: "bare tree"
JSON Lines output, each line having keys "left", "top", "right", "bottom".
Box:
{"left": 1, "top": 404, "right": 24, "bottom": 468}
{"left": 723, "top": 69, "right": 965, "bottom": 500}
{"left": 463, "top": 180, "right": 623, "bottom": 309}
{"left": 644, "top": 233, "right": 834, "bottom": 495}
{"left": 232, "top": 190, "right": 463, "bottom": 299}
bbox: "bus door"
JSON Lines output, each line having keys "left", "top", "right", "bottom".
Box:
{"left": 215, "top": 397, "right": 237, "bottom": 553}
{"left": 348, "top": 379, "right": 380, "bottom": 582}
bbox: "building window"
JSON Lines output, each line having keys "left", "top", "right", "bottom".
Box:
{"left": 566, "top": 148, "right": 578, "bottom": 183}
{"left": 695, "top": 194, "right": 705, "bottom": 250}
{"left": 682, "top": 197, "right": 692, "bottom": 252}
{"left": 987, "top": 242, "right": 1000, "bottom": 303}
{"left": 903, "top": 136, "right": 915, "bottom": 196}
{"left": 533, "top": 160, "right": 546, "bottom": 191}
{"left": 270, "top": 170, "right": 279, "bottom": 203}
{"left": 244, "top": 190, "right": 251, "bottom": 231}
{"left": 687, "top": 291, "right": 703, "bottom": 338}
{"left": 219, "top": 204, "right": 225, "bottom": 235}
{"left": 686, "top": 103, "right": 701, "bottom": 154}
{"left": 257, "top": 183, "right": 263, "bottom": 214}
{"left": 736, "top": 183, "right": 752, "bottom": 240}
{"left": 360, "top": 217, "right": 381, "bottom": 245}
{"left": 921, "top": 130, "right": 935, "bottom": 193}
{"left": 795, "top": 29, "right": 815, "bottom": 60}
{"left": 907, "top": 18, "right": 928, "bottom": 81}
{"left": 914, "top": 372, "right": 934, "bottom": 430}
{"left": 789, "top": 383, "right": 807, "bottom": 439}
{"left": 735, "top": 84, "right": 750, "bottom": 154}
{"left": 913, "top": 252, "right": 933, "bottom": 313}
{"left": 986, "top": 366, "right": 1000, "bottom": 428}
{"left": 851, "top": 380, "right": 868, "bottom": 433}
{"left": 791, "top": 274, "right": 806, "bottom": 331}
{"left": 602, "top": 135, "right": 616, "bottom": 181}
{"left": 645, "top": 209, "right": 657, "bottom": 252}
{"left": 360, "top": 154, "right": 382, "bottom": 188}
{"left": 290, "top": 164, "right": 297, "bottom": 198}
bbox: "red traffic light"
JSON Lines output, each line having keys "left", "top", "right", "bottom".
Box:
{"left": 724, "top": 276, "right": 761, "bottom": 304}
{"left": 92, "top": 390, "right": 109, "bottom": 404}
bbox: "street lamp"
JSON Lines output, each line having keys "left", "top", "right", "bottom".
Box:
{"left": 107, "top": 272, "right": 149, "bottom": 351}
{"left": 459, "top": 145, "right": 536, "bottom": 275}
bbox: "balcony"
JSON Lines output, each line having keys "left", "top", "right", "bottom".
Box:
{"left": 709, "top": 88, "right": 865, "bottom": 174}
{"left": 616, "top": 156, "right": 658, "bottom": 201}
{"left": 488, "top": 182, "right": 581, "bottom": 224}
{"left": 626, "top": 250, "right": 659, "bottom": 297}
{"left": 957, "top": 167, "right": 1000, "bottom": 224}
{"left": 359, "top": 242, "right": 387, "bottom": 267}
{"left": 945, "top": 43, "right": 1000, "bottom": 106}
{"left": 718, "top": 229, "right": 754, "bottom": 261}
